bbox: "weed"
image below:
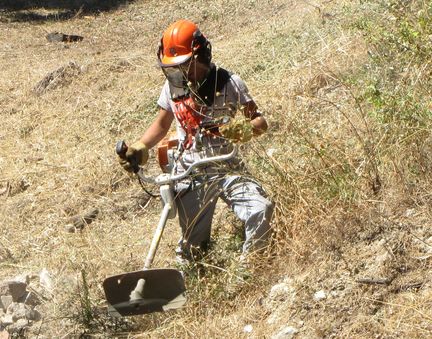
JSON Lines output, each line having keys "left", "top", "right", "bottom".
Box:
{"left": 78, "top": 269, "right": 94, "bottom": 328}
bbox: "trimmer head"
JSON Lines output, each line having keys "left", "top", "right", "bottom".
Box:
{"left": 103, "top": 268, "right": 186, "bottom": 316}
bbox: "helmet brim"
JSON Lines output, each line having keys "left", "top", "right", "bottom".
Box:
{"left": 159, "top": 53, "right": 192, "bottom": 67}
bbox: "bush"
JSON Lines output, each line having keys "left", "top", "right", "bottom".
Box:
{"left": 352, "top": 0, "right": 432, "bottom": 194}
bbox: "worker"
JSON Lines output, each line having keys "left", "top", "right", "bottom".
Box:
{"left": 119, "top": 19, "right": 274, "bottom": 264}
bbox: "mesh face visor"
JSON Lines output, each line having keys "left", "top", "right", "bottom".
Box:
{"left": 161, "top": 61, "right": 191, "bottom": 89}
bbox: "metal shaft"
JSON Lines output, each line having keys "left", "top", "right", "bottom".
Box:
{"left": 143, "top": 203, "right": 172, "bottom": 269}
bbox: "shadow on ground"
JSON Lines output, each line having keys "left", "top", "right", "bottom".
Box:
{"left": 0, "top": 0, "right": 134, "bottom": 22}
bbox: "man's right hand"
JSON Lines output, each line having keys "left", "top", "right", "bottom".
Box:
{"left": 118, "top": 141, "right": 149, "bottom": 173}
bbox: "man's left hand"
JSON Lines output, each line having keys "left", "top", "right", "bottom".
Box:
{"left": 219, "top": 118, "right": 253, "bottom": 143}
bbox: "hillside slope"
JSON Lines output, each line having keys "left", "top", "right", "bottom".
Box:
{"left": 1, "top": 0, "right": 431, "bottom": 338}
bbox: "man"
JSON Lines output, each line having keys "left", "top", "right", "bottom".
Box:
{"left": 119, "top": 19, "right": 274, "bottom": 263}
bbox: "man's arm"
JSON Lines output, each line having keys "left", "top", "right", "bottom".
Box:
{"left": 118, "top": 108, "right": 173, "bottom": 172}
{"left": 139, "top": 107, "right": 174, "bottom": 148}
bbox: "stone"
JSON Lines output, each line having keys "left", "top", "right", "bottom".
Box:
{"left": 7, "top": 281, "right": 27, "bottom": 302}
{"left": 7, "top": 318, "right": 28, "bottom": 334}
{"left": 39, "top": 268, "right": 53, "bottom": 292}
{"left": 272, "top": 326, "right": 299, "bottom": 339}
{"left": 0, "top": 330, "right": 9, "bottom": 339}
{"left": 0, "top": 314, "right": 13, "bottom": 326}
{"left": 7, "top": 302, "right": 27, "bottom": 321}
{"left": 66, "top": 208, "right": 99, "bottom": 230}
{"left": 0, "top": 283, "right": 8, "bottom": 296}
{"left": 269, "top": 282, "right": 293, "bottom": 301}
{"left": 12, "top": 274, "right": 30, "bottom": 285}
{"left": 0, "top": 296, "right": 12, "bottom": 312}
{"left": 266, "top": 148, "right": 277, "bottom": 156}
{"left": 25, "top": 308, "right": 41, "bottom": 321}
{"left": 267, "top": 312, "right": 280, "bottom": 325}
{"left": 18, "top": 291, "right": 39, "bottom": 307}
{"left": 313, "top": 290, "right": 326, "bottom": 301}
{"left": 33, "top": 62, "right": 82, "bottom": 95}
{"left": 0, "top": 281, "right": 27, "bottom": 302}
{"left": 64, "top": 224, "right": 76, "bottom": 233}
{"left": 265, "top": 279, "right": 296, "bottom": 312}
{"left": 46, "top": 32, "right": 84, "bottom": 43}
{"left": 243, "top": 324, "right": 253, "bottom": 333}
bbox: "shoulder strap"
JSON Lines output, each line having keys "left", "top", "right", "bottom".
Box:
{"left": 196, "top": 66, "right": 232, "bottom": 106}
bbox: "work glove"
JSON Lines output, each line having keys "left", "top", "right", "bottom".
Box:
{"left": 118, "top": 141, "right": 149, "bottom": 173}
{"left": 219, "top": 117, "right": 253, "bottom": 143}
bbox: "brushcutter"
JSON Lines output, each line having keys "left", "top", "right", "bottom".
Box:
{"left": 103, "top": 140, "right": 238, "bottom": 317}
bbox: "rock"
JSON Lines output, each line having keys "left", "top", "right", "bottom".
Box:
{"left": 269, "top": 282, "right": 293, "bottom": 301}
{"left": 66, "top": 208, "right": 99, "bottom": 231}
{"left": 272, "top": 326, "right": 299, "bottom": 339}
{"left": 12, "top": 274, "right": 30, "bottom": 285}
{"left": 7, "top": 318, "right": 28, "bottom": 334}
{"left": 265, "top": 279, "right": 296, "bottom": 312}
{"left": 0, "top": 281, "right": 27, "bottom": 301}
{"left": 25, "top": 308, "right": 41, "bottom": 321}
{"left": 405, "top": 208, "right": 415, "bottom": 217}
{"left": 313, "top": 290, "right": 326, "bottom": 301}
{"left": 0, "top": 314, "right": 13, "bottom": 326}
{"left": 46, "top": 32, "right": 84, "bottom": 43}
{"left": 7, "top": 282, "right": 27, "bottom": 302}
{"left": 267, "top": 312, "right": 279, "bottom": 325}
{"left": 18, "top": 291, "right": 39, "bottom": 307}
{"left": 7, "top": 302, "right": 27, "bottom": 321}
{"left": 266, "top": 148, "right": 277, "bottom": 156}
{"left": 39, "top": 268, "right": 53, "bottom": 293}
{"left": 33, "top": 61, "right": 82, "bottom": 95}
{"left": 0, "top": 296, "right": 12, "bottom": 312}
{"left": 64, "top": 224, "right": 76, "bottom": 233}
{"left": 0, "top": 283, "right": 8, "bottom": 296}
{"left": 330, "top": 290, "right": 339, "bottom": 298}
{"left": 243, "top": 324, "right": 253, "bottom": 333}
{"left": 0, "top": 329, "right": 9, "bottom": 339}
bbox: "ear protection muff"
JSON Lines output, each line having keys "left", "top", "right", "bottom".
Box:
{"left": 157, "top": 39, "right": 164, "bottom": 63}
{"left": 191, "top": 30, "right": 212, "bottom": 65}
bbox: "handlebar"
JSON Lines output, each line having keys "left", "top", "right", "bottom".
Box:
{"left": 149, "top": 145, "right": 238, "bottom": 185}
{"left": 116, "top": 140, "right": 140, "bottom": 173}
{"left": 116, "top": 140, "right": 238, "bottom": 186}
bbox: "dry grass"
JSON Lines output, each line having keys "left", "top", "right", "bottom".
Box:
{"left": 1, "top": 0, "right": 431, "bottom": 338}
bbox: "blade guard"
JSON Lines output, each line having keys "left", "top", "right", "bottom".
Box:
{"left": 103, "top": 268, "right": 186, "bottom": 316}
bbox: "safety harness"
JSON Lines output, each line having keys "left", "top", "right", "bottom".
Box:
{"left": 169, "top": 66, "right": 232, "bottom": 149}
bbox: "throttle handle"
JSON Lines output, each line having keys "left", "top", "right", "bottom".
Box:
{"left": 116, "top": 140, "right": 128, "bottom": 159}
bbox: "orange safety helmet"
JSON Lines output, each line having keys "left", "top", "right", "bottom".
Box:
{"left": 157, "top": 19, "right": 212, "bottom": 67}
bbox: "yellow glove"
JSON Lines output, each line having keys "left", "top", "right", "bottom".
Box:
{"left": 118, "top": 141, "right": 149, "bottom": 173}
{"left": 219, "top": 118, "right": 253, "bottom": 143}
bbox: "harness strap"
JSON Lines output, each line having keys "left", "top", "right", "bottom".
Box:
{"left": 170, "top": 66, "right": 232, "bottom": 149}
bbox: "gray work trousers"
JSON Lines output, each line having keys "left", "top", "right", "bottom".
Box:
{"left": 174, "top": 174, "right": 274, "bottom": 258}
